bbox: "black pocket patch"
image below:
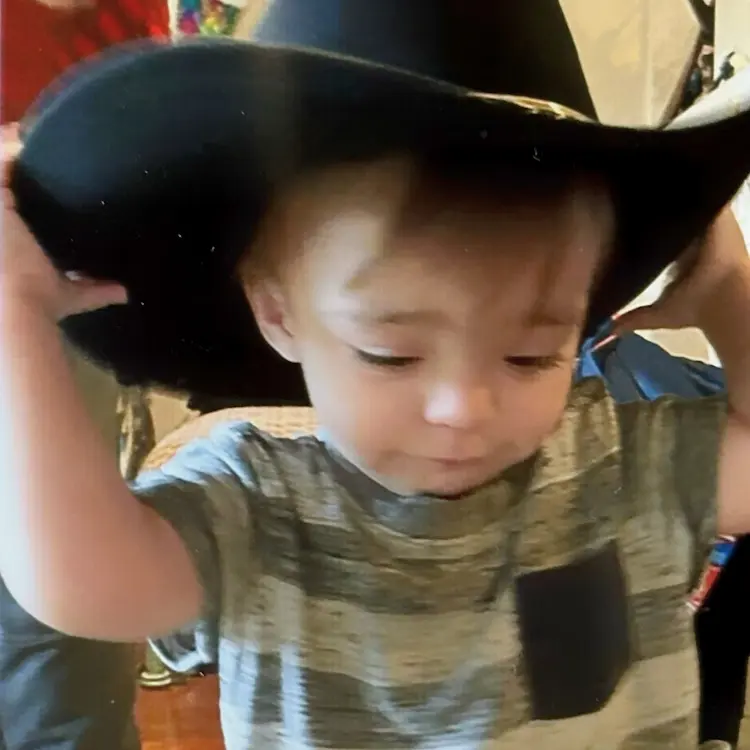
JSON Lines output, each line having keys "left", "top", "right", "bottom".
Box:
{"left": 515, "top": 540, "right": 632, "bottom": 720}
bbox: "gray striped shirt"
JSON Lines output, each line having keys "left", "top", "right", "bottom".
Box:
{"left": 132, "top": 379, "right": 725, "bottom": 749}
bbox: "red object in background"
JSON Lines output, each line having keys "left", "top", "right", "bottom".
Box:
{"left": 688, "top": 563, "right": 723, "bottom": 612}
{"left": 2, "top": 0, "right": 169, "bottom": 125}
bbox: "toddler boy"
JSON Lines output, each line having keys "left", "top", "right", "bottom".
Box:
{"left": 3, "top": 132, "right": 750, "bottom": 750}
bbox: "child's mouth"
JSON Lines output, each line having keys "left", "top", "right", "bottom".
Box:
{"left": 429, "top": 456, "right": 484, "bottom": 469}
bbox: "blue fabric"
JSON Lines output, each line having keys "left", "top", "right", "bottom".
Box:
{"left": 577, "top": 330, "right": 725, "bottom": 401}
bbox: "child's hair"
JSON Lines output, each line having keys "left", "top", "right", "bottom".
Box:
{"left": 237, "top": 153, "right": 615, "bottom": 290}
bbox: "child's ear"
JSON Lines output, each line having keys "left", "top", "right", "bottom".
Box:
{"left": 246, "top": 281, "right": 300, "bottom": 363}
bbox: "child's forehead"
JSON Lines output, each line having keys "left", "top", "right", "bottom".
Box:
{"left": 268, "top": 157, "right": 612, "bottom": 306}
{"left": 355, "top": 226, "right": 593, "bottom": 312}
{"left": 292, "top": 190, "right": 602, "bottom": 331}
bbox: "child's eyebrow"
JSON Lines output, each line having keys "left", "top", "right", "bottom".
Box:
{"left": 328, "top": 308, "right": 581, "bottom": 330}
{"left": 522, "top": 309, "right": 584, "bottom": 330}
{"left": 328, "top": 309, "right": 445, "bottom": 327}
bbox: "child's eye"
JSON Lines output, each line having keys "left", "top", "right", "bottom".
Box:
{"left": 505, "top": 355, "right": 564, "bottom": 372}
{"left": 354, "top": 349, "right": 421, "bottom": 369}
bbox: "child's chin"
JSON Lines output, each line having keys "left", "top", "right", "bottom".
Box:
{"left": 405, "top": 463, "right": 504, "bottom": 499}
{"left": 425, "top": 478, "right": 495, "bottom": 499}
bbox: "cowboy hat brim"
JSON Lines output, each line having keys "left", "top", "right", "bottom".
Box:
{"left": 11, "top": 38, "right": 750, "bottom": 403}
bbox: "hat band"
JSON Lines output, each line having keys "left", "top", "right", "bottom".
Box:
{"left": 469, "top": 92, "right": 594, "bottom": 123}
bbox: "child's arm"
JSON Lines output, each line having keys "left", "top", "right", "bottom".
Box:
{"left": 0, "top": 138, "right": 203, "bottom": 641}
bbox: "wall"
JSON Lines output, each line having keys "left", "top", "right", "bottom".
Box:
{"left": 561, "top": 0, "right": 700, "bottom": 126}
{"left": 715, "top": 0, "right": 750, "bottom": 65}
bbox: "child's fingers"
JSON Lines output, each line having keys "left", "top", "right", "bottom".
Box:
{"left": 2, "top": 122, "right": 21, "bottom": 146}
{"left": 79, "top": 284, "right": 129, "bottom": 311}
{"left": 590, "top": 332, "right": 618, "bottom": 353}
{"left": 2, "top": 154, "right": 22, "bottom": 193}
{"left": 63, "top": 273, "right": 129, "bottom": 315}
{"left": 3, "top": 124, "right": 23, "bottom": 200}
{"left": 2, "top": 155, "right": 22, "bottom": 202}
{"left": 590, "top": 302, "right": 676, "bottom": 352}
{"left": 2, "top": 124, "right": 23, "bottom": 164}
{"left": 610, "top": 301, "right": 678, "bottom": 335}
{"left": 1, "top": 184, "right": 17, "bottom": 211}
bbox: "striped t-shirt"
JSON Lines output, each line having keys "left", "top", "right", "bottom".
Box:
{"left": 133, "top": 378, "right": 725, "bottom": 750}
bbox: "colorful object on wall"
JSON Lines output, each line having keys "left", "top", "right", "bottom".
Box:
{"left": 178, "top": 0, "right": 243, "bottom": 36}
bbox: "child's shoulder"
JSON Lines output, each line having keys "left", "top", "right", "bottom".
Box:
{"left": 564, "top": 375, "right": 726, "bottom": 436}
{"left": 545, "top": 377, "right": 619, "bottom": 468}
{"left": 535, "top": 378, "right": 725, "bottom": 554}
{"left": 134, "top": 409, "right": 333, "bottom": 510}
{"left": 564, "top": 376, "right": 614, "bottom": 422}
{"left": 131, "top": 415, "right": 343, "bottom": 557}
{"left": 549, "top": 376, "right": 726, "bottom": 481}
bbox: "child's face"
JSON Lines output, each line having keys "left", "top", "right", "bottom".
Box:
{"left": 249, "top": 160, "right": 610, "bottom": 497}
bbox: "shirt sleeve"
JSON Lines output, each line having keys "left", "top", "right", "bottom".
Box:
{"left": 617, "top": 394, "right": 728, "bottom": 587}
{"left": 129, "top": 422, "right": 257, "bottom": 672}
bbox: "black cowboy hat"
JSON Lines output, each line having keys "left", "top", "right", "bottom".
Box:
{"left": 11, "top": 0, "right": 750, "bottom": 405}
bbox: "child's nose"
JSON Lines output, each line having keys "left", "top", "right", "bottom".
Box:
{"left": 422, "top": 376, "right": 495, "bottom": 430}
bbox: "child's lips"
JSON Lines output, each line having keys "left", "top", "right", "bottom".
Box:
{"left": 429, "top": 456, "right": 485, "bottom": 468}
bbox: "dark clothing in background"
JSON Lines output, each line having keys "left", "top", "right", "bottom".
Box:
{"left": 0, "top": 582, "right": 140, "bottom": 750}
{"left": 696, "top": 535, "right": 750, "bottom": 746}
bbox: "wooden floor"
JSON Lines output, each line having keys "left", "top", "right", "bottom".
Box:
{"left": 136, "top": 675, "right": 750, "bottom": 750}
{"left": 137, "top": 676, "right": 224, "bottom": 750}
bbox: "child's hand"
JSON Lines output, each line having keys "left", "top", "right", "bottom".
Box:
{"left": 608, "top": 206, "right": 749, "bottom": 336}
{"left": 1, "top": 123, "right": 127, "bottom": 321}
